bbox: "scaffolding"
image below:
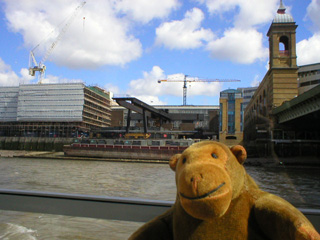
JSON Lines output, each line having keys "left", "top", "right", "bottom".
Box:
{"left": 0, "top": 83, "right": 111, "bottom": 137}
{"left": 17, "top": 83, "right": 84, "bottom": 122}
{"left": 0, "top": 87, "right": 19, "bottom": 122}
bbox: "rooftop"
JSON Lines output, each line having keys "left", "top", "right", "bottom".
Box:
{"left": 273, "top": 0, "right": 294, "bottom": 23}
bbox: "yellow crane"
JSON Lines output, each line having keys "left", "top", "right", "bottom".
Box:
{"left": 158, "top": 75, "right": 240, "bottom": 105}
{"left": 29, "top": 1, "right": 86, "bottom": 83}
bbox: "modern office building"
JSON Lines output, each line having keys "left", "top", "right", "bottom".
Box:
{"left": 0, "top": 83, "right": 111, "bottom": 137}
{"left": 238, "top": 87, "right": 258, "bottom": 110}
{"left": 219, "top": 89, "right": 243, "bottom": 146}
{"left": 298, "top": 63, "right": 320, "bottom": 95}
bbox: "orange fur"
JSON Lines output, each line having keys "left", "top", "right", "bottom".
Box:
{"left": 129, "top": 141, "right": 319, "bottom": 240}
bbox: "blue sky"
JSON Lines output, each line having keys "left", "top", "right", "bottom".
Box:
{"left": 0, "top": 0, "right": 320, "bottom": 106}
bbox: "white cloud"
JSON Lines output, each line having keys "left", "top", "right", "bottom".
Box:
{"left": 206, "top": 28, "right": 268, "bottom": 64}
{"left": 40, "top": 75, "right": 83, "bottom": 84}
{"left": 127, "top": 66, "right": 221, "bottom": 104}
{"left": 187, "top": 81, "right": 221, "bottom": 96}
{"left": 250, "top": 75, "right": 260, "bottom": 87}
{"left": 197, "top": 0, "right": 278, "bottom": 28}
{"left": 3, "top": 0, "right": 142, "bottom": 69}
{"left": 297, "top": 33, "right": 320, "bottom": 66}
{"left": 104, "top": 83, "right": 120, "bottom": 95}
{"left": 296, "top": 0, "right": 320, "bottom": 66}
{"left": 114, "top": 0, "right": 180, "bottom": 24}
{"left": 194, "top": 0, "right": 276, "bottom": 64}
{"left": 127, "top": 66, "right": 168, "bottom": 96}
{"left": 306, "top": 0, "right": 320, "bottom": 32}
{"left": 233, "top": 0, "right": 278, "bottom": 28}
{"left": 155, "top": 8, "right": 214, "bottom": 49}
{"left": 133, "top": 95, "right": 167, "bottom": 105}
{"left": 0, "top": 58, "right": 34, "bottom": 86}
{"left": 126, "top": 66, "right": 168, "bottom": 105}
{"left": 265, "top": 60, "right": 270, "bottom": 71}
{"left": 0, "top": 57, "right": 83, "bottom": 86}
{"left": 19, "top": 68, "right": 36, "bottom": 84}
{"left": 0, "top": 59, "right": 20, "bottom": 86}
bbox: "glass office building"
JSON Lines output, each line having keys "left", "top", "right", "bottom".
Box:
{"left": 219, "top": 89, "right": 243, "bottom": 146}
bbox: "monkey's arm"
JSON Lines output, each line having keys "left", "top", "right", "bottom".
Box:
{"left": 254, "top": 193, "right": 320, "bottom": 240}
{"left": 128, "top": 208, "right": 173, "bottom": 240}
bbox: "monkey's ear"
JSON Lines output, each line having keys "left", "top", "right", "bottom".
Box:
{"left": 230, "top": 145, "right": 247, "bottom": 165}
{"left": 169, "top": 154, "right": 181, "bottom": 171}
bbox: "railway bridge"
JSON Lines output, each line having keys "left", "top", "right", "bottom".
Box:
{"left": 248, "top": 85, "right": 320, "bottom": 159}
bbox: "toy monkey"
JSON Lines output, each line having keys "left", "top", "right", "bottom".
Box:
{"left": 129, "top": 141, "right": 320, "bottom": 240}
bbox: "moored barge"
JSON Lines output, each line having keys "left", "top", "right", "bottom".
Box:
{"left": 63, "top": 138, "right": 196, "bottom": 160}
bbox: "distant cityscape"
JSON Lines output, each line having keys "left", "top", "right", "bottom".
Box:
{"left": 0, "top": 2, "right": 320, "bottom": 157}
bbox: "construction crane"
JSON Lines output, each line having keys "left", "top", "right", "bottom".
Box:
{"left": 158, "top": 75, "right": 240, "bottom": 105}
{"left": 29, "top": 1, "right": 86, "bottom": 84}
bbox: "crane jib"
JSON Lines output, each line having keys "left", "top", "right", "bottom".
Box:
{"left": 28, "top": 1, "right": 86, "bottom": 84}
{"left": 158, "top": 75, "right": 240, "bottom": 105}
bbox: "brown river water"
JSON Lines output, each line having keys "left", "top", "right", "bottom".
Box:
{"left": 0, "top": 157, "right": 319, "bottom": 239}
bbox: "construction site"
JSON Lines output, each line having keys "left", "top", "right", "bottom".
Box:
{"left": 0, "top": 1, "right": 228, "bottom": 150}
{"left": 0, "top": 83, "right": 112, "bottom": 138}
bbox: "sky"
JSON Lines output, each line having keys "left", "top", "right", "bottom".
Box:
{"left": 0, "top": 0, "right": 320, "bottom": 106}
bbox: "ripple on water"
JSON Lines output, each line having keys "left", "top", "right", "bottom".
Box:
{"left": 0, "top": 210, "right": 143, "bottom": 240}
{"left": 0, "top": 223, "right": 37, "bottom": 240}
{"left": 0, "top": 157, "right": 319, "bottom": 239}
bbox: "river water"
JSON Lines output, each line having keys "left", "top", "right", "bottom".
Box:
{"left": 0, "top": 157, "right": 319, "bottom": 239}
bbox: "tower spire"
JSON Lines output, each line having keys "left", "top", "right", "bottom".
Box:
{"left": 277, "top": 0, "right": 286, "bottom": 14}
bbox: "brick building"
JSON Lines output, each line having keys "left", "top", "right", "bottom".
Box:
{"left": 244, "top": 1, "right": 298, "bottom": 145}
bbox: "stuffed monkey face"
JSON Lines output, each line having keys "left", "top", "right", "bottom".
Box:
{"left": 169, "top": 141, "right": 247, "bottom": 221}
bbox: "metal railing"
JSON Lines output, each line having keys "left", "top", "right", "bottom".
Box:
{"left": 0, "top": 189, "right": 319, "bottom": 232}
{"left": 279, "top": 50, "right": 289, "bottom": 56}
{"left": 0, "top": 189, "right": 171, "bottom": 222}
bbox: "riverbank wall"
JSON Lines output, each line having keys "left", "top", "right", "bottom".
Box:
{"left": 1, "top": 137, "right": 319, "bottom": 166}
{"left": 1, "top": 149, "right": 319, "bottom": 166}
{"left": 0, "top": 150, "right": 169, "bottom": 164}
{"left": 0, "top": 137, "right": 73, "bottom": 152}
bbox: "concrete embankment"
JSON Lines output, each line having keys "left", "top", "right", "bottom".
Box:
{"left": 0, "top": 150, "right": 169, "bottom": 164}
{"left": 0, "top": 137, "right": 73, "bottom": 152}
{"left": 0, "top": 150, "right": 64, "bottom": 158}
{"left": 1, "top": 137, "right": 319, "bottom": 165}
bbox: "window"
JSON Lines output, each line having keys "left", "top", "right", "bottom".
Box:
{"left": 227, "top": 93, "right": 236, "bottom": 134}
{"left": 226, "top": 136, "right": 237, "bottom": 140}
{"left": 219, "top": 103, "right": 223, "bottom": 132}
{"left": 240, "top": 103, "right": 244, "bottom": 132}
{"left": 279, "top": 36, "right": 289, "bottom": 56}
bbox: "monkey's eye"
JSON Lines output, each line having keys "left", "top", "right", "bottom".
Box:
{"left": 211, "top": 153, "right": 218, "bottom": 159}
{"left": 182, "top": 158, "right": 187, "bottom": 164}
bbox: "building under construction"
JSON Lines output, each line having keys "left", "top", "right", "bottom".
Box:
{"left": 0, "top": 83, "right": 111, "bottom": 137}
{"left": 109, "top": 102, "right": 219, "bottom": 140}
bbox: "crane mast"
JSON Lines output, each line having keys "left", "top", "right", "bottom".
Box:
{"left": 28, "top": 1, "right": 86, "bottom": 84}
{"left": 158, "top": 75, "right": 240, "bottom": 105}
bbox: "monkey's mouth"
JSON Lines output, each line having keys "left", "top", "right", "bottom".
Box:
{"left": 180, "top": 182, "right": 226, "bottom": 200}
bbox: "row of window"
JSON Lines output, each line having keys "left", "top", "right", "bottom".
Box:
{"left": 298, "top": 70, "right": 320, "bottom": 78}
{"left": 219, "top": 101, "right": 244, "bottom": 134}
{"left": 299, "top": 79, "right": 320, "bottom": 87}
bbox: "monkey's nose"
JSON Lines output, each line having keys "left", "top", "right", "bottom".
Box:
{"left": 190, "top": 174, "right": 203, "bottom": 193}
